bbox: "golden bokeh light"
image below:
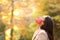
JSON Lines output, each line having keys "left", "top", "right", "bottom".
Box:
{"left": 0, "top": 0, "right": 50, "bottom": 40}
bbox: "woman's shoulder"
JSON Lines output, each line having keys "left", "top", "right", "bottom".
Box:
{"left": 39, "top": 29, "right": 47, "bottom": 34}
{"left": 37, "top": 29, "right": 49, "bottom": 40}
{"left": 38, "top": 29, "right": 48, "bottom": 38}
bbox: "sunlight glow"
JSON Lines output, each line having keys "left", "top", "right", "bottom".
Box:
{"left": 2, "top": 16, "right": 7, "bottom": 19}
{"left": 13, "top": 9, "right": 20, "bottom": 16}
{"left": 5, "top": 29, "right": 11, "bottom": 40}
{"left": 13, "top": 25, "right": 19, "bottom": 30}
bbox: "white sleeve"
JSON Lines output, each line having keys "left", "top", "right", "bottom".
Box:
{"left": 37, "top": 32, "right": 49, "bottom": 40}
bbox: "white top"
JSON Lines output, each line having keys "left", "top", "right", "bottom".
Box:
{"left": 32, "top": 29, "right": 49, "bottom": 40}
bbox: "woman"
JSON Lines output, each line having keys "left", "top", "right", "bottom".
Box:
{"left": 32, "top": 17, "right": 49, "bottom": 40}
{"left": 41, "top": 16, "right": 54, "bottom": 40}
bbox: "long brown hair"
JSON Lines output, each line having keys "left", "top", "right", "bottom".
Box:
{"left": 41, "top": 16, "right": 54, "bottom": 40}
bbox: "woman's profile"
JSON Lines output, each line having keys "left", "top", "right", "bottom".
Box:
{"left": 32, "top": 16, "right": 49, "bottom": 40}
{"left": 32, "top": 16, "right": 54, "bottom": 40}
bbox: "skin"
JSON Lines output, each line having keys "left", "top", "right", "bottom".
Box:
{"left": 36, "top": 21, "right": 44, "bottom": 29}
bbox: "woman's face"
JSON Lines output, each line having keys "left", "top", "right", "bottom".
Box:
{"left": 36, "top": 21, "right": 44, "bottom": 29}
{"left": 39, "top": 21, "right": 44, "bottom": 27}
{"left": 35, "top": 17, "right": 45, "bottom": 28}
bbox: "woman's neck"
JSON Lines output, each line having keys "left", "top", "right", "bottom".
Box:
{"left": 36, "top": 25, "right": 41, "bottom": 30}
